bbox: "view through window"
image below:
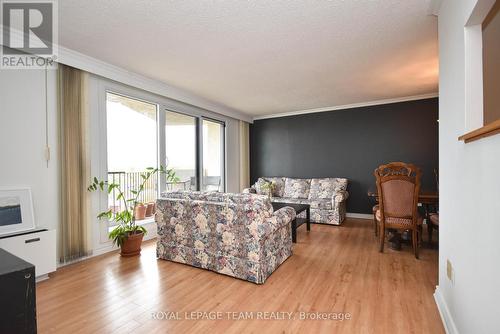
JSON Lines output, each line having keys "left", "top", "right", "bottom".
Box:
{"left": 105, "top": 92, "right": 226, "bottom": 225}
{"left": 202, "top": 119, "right": 224, "bottom": 191}
{"left": 165, "top": 111, "right": 197, "bottom": 191}
{"left": 106, "top": 92, "right": 158, "bottom": 223}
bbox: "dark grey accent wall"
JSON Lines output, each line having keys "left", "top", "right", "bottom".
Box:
{"left": 250, "top": 98, "right": 438, "bottom": 214}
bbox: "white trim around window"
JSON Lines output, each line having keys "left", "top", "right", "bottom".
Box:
{"left": 89, "top": 75, "right": 229, "bottom": 248}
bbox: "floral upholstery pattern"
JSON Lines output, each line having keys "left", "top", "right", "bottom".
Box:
{"left": 265, "top": 177, "right": 286, "bottom": 197}
{"left": 283, "top": 178, "right": 311, "bottom": 199}
{"left": 156, "top": 192, "right": 296, "bottom": 284}
{"left": 161, "top": 190, "right": 274, "bottom": 218}
{"left": 309, "top": 178, "right": 348, "bottom": 199}
{"left": 245, "top": 177, "right": 349, "bottom": 225}
{"left": 333, "top": 190, "right": 349, "bottom": 205}
{"left": 253, "top": 177, "right": 285, "bottom": 197}
{"left": 254, "top": 178, "right": 272, "bottom": 196}
{"left": 243, "top": 187, "right": 257, "bottom": 194}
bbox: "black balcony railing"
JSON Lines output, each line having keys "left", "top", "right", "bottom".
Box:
{"left": 107, "top": 171, "right": 158, "bottom": 215}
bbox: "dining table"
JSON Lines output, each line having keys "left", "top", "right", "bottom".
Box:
{"left": 367, "top": 190, "right": 439, "bottom": 250}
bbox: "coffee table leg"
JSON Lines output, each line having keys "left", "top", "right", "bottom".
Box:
{"left": 292, "top": 219, "right": 297, "bottom": 243}
{"left": 306, "top": 208, "right": 311, "bottom": 231}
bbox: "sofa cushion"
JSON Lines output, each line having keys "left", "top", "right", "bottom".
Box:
{"left": 283, "top": 178, "right": 311, "bottom": 199}
{"left": 309, "top": 178, "right": 348, "bottom": 199}
{"left": 254, "top": 177, "right": 285, "bottom": 197}
{"left": 163, "top": 191, "right": 273, "bottom": 218}
{"left": 254, "top": 178, "right": 272, "bottom": 196}
{"left": 265, "top": 177, "right": 286, "bottom": 197}
{"left": 309, "top": 199, "right": 333, "bottom": 210}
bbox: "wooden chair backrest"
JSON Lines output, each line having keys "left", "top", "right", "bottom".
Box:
{"left": 374, "top": 162, "right": 422, "bottom": 226}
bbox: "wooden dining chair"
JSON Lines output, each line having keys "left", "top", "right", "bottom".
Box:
{"left": 374, "top": 162, "right": 423, "bottom": 259}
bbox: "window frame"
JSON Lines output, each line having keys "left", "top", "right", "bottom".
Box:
{"left": 200, "top": 117, "right": 226, "bottom": 192}
{"left": 459, "top": 0, "right": 500, "bottom": 143}
{"left": 104, "top": 91, "right": 160, "bottom": 227}
{"left": 94, "top": 79, "right": 228, "bottom": 244}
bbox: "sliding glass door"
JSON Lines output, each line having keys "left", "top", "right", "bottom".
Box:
{"left": 164, "top": 111, "right": 197, "bottom": 191}
{"left": 106, "top": 90, "right": 226, "bottom": 214}
{"left": 106, "top": 92, "right": 158, "bottom": 223}
{"left": 202, "top": 119, "right": 225, "bottom": 192}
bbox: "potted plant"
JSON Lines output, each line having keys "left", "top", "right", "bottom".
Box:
{"left": 88, "top": 166, "right": 178, "bottom": 257}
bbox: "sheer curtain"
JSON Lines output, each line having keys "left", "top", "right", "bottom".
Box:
{"left": 239, "top": 120, "right": 250, "bottom": 191}
{"left": 58, "top": 64, "right": 92, "bottom": 263}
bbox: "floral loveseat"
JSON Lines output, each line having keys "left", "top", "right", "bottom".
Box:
{"left": 244, "top": 177, "right": 349, "bottom": 225}
{"left": 156, "top": 191, "right": 296, "bottom": 284}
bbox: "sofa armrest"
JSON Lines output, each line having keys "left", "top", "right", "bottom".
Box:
{"left": 243, "top": 187, "right": 257, "bottom": 194}
{"left": 273, "top": 206, "right": 296, "bottom": 224}
{"left": 332, "top": 190, "right": 349, "bottom": 209}
{"left": 264, "top": 206, "right": 296, "bottom": 235}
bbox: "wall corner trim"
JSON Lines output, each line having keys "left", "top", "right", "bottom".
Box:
{"left": 434, "top": 286, "right": 459, "bottom": 334}
{"left": 252, "top": 93, "right": 439, "bottom": 120}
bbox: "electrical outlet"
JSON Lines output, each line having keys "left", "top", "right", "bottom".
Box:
{"left": 447, "top": 259, "right": 454, "bottom": 284}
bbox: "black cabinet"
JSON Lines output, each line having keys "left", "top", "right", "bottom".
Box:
{"left": 0, "top": 248, "right": 37, "bottom": 334}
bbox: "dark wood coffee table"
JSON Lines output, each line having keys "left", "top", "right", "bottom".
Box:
{"left": 271, "top": 202, "right": 310, "bottom": 243}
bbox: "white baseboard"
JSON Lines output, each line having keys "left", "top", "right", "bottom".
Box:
{"left": 434, "top": 286, "right": 459, "bottom": 334}
{"left": 346, "top": 212, "right": 373, "bottom": 220}
{"left": 36, "top": 274, "right": 50, "bottom": 282}
{"left": 58, "top": 231, "right": 158, "bottom": 268}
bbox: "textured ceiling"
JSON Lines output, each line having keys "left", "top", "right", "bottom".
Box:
{"left": 59, "top": 0, "right": 438, "bottom": 116}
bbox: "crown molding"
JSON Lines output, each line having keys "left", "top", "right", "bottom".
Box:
{"left": 428, "top": 0, "right": 444, "bottom": 16}
{"left": 252, "top": 93, "right": 439, "bottom": 121}
{"left": 56, "top": 46, "right": 253, "bottom": 123}
{"left": 1, "top": 26, "right": 253, "bottom": 123}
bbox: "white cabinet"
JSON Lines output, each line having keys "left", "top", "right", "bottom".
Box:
{"left": 0, "top": 229, "right": 56, "bottom": 279}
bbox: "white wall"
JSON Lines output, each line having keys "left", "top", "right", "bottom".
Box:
{"left": 0, "top": 69, "right": 59, "bottom": 234}
{"left": 437, "top": 0, "right": 500, "bottom": 332}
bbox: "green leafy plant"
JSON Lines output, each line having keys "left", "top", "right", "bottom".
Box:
{"left": 260, "top": 181, "right": 276, "bottom": 198}
{"left": 88, "top": 166, "right": 179, "bottom": 247}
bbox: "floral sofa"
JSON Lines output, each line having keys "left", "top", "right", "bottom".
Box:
{"left": 244, "top": 177, "right": 349, "bottom": 225}
{"left": 156, "top": 191, "right": 296, "bottom": 284}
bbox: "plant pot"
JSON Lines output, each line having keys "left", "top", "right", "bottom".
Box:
{"left": 120, "top": 231, "right": 144, "bottom": 257}
{"left": 134, "top": 204, "right": 147, "bottom": 220}
{"left": 145, "top": 202, "right": 155, "bottom": 217}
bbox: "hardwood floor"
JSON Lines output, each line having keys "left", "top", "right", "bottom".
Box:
{"left": 36, "top": 218, "right": 444, "bottom": 333}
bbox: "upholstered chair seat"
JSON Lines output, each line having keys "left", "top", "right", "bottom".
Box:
{"left": 375, "top": 209, "right": 423, "bottom": 227}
